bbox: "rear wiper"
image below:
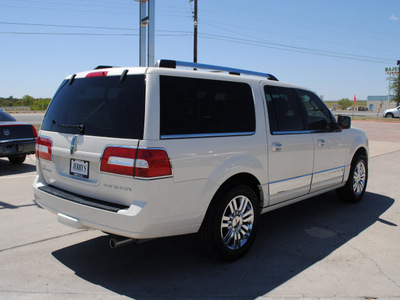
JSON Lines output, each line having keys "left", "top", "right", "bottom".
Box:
{"left": 52, "top": 120, "right": 85, "bottom": 134}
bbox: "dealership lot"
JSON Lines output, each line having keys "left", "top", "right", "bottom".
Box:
{"left": 0, "top": 120, "right": 400, "bottom": 299}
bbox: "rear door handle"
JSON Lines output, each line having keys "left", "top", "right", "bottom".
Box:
{"left": 272, "top": 142, "right": 282, "bottom": 152}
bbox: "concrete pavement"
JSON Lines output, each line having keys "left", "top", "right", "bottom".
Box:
{"left": 0, "top": 120, "right": 399, "bottom": 299}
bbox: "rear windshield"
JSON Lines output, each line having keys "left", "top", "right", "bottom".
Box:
{"left": 41, "top": 75, "right": 145, "bottom": 139}
{"left": 0, "top": 110, "right": 16, "bottom": 122}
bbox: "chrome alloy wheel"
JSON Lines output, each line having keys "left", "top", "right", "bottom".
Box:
{"left": 220, "top": 195, "right": 254, "bottom": 250}
{"left": 353, "top": 160, "right": 366, "bottom": 196}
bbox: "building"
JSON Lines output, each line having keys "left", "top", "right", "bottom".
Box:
{"left": 367, "top": 95, "right": 396, "bottom": 112}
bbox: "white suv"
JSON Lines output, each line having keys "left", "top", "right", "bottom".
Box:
{"left": 33, "top": 60, "right": 368, "bottom": 260}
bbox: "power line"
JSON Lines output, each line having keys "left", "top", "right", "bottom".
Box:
{"left": 197, "top": 33, "right": 393, "bottom": 64}
{"left": 196, "top": 19, "right": 394, "bottom": 64}
{"left": 2, "top": 0, "right": 133, "bottom": 10}
{"left": 0, "top": 22, "right": 192, "bottom": 35}
{"left": 0, "top": 21, "right": 136, "bottom": 31}
{"left": 0, "top": 32, "right": 138, "bottom": 36}
{"left": 0, "top": 31, "right": 191, "bottom": 37}
{"left": 0, "top": 19, "right": 393, "bottom": 64}
{"left": 0, "top": 30, "right": 392, "bottom": 64}
{"left": 0, "top": 3, "right": 136, "bottom": 15}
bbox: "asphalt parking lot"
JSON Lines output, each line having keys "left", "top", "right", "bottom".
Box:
{"left": 1, "top": 120, "right": 400, "bottom": 300}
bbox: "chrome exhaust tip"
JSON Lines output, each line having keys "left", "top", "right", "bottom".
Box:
{"left": 109, "top": 237, "right": 134, "bottom": 249}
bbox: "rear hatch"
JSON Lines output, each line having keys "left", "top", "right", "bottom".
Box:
{"left": 37, "top": 69, "right": 146, "bottom": 207}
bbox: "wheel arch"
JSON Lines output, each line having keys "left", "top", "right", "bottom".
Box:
{"left": 385, "top": 112, "right": 394, "bottom": 118}
{"left": 344, "top": 146, "right": 368, "bottom": 183}
{"left": 351, "top": 146, "right": 368, "bottom": 166}
{"left": 201, "top": 173, "right": 264, "bottom": 227}
{"left": 337, "top": 146, "right": 368, "bottom": 202}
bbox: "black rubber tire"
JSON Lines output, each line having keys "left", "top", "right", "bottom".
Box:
{"left": 198, "top": 185, "right": 260, "bottom": 261}
{"left": 385, "top": 113, "right": 394, "bottom": 118}
{"left": 8, "top": 155, "right": 26, "bottom": 165}
{"left": 337, "top": 154, "right": 368, "bottom": 203}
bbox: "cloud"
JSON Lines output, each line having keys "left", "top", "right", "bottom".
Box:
{"left": 389, "top": 14, "right": 398, "bottom": 21}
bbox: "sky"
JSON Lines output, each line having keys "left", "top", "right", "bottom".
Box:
{"left": 0, "top": 0, "right": 399, "bottom": 101}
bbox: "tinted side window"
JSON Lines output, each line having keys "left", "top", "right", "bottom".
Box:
{"left": 296, "top": 89, "right": 333, "bottom": 131}
{"left": 265, "top": 86, "right": 306, "bottom": 132}
{"left": 160, "top": 76, "right": 255, "bottom": 137}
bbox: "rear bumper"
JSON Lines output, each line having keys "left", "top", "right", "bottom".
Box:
{"left": 0, "top": 139, "right": 35, "bottom": 157}
{"left": 32, "top": 176, "right": 203, "bottom": 239}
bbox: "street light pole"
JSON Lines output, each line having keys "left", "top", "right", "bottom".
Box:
{"left": 136, "top": 0, "right": 155, "bottom": 67}
{"left": 193, "top": 0, "right": 198, "bottom": 63}
{"left": 388, "top": 74, "right": 391, "bottom": 110}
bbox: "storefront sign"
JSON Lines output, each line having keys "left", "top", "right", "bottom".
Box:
{"left": 385, "top": 67, "right": 399, "bottom": 74}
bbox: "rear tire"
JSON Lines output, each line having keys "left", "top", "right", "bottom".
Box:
{"left": 337, "top": 154, "right": 368, "bottom": 203}
{"left": 8, "top": 155, "right": 26, "bottom": 165}
{"left": 199, "top": 185, "right": 260, "bottom": 261}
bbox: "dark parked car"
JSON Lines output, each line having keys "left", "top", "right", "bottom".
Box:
{"left": 0, "top": 109, "right": 37, "bottom": 164}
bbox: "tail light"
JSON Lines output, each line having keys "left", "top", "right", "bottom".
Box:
{"left": 101, "top": 147, "right": 172, "bottom": 178}
{"left": 36, "top": 136, "right": 52, "bottom": 161}
{"left": 101, "top": 147, "right": 136, "bottom": 176}
{"left": 31, "top": 125, "right": 38, "bottom": 139}
{"left": 135, "top": 148, "right": 172, "bottom": 178}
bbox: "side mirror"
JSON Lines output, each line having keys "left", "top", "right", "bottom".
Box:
{"left": 337, "top": 115, "right": 351, "bottom": 129}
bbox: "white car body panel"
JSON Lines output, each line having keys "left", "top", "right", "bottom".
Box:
{"left": 33, "top": 65, "right": 369, "bottom": 241}
{"left": 383, "top": 106, "right": 400, "bottom": 118}
{"left": 310, "top": 131, "right": 347, "bottom": 192}
{"left": 267, "top": 133, "right": 314, "bottom": 205}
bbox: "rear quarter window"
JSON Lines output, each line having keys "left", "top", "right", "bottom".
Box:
{"left": 160, "top": 76, "right": 255, "bottom": 138}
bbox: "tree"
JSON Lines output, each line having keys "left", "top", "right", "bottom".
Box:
{"left": 22, "top": 95, "right": 35, "bottom": 106}
{"left": 337, "top": 98, "right": 353, "bottom": 110}
{"left": 391, "top": 73, "right": 400, "bottom": 106}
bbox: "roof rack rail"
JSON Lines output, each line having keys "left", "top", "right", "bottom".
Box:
{"left": 155, "top": 59, "right": 278, "bottom": 81}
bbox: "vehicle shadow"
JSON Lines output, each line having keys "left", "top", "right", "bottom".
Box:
{"left": 0, "top": 156, "right": 36, "bottom": 176}
{"left": 52, "top": 191, "right": 394, "bottom": 299}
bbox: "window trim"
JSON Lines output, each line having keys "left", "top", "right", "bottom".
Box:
{"left": 160, "top": 131, "right": 255, "bottom": 140}
{"left": 270, "top": 130, "right": 313, "bottom": 135}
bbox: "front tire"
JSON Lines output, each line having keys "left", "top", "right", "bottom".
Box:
{"left": 199, "top": 185, "right": 260, "bottom": 261}
{"left": 337, "top": 154, "right": 368, "bottom": 202}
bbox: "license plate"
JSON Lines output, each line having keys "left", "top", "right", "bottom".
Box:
{"left": 70, "top": 159, "right": 89, "bottom": 178}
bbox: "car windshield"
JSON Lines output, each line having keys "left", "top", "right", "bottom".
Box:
{"left": 0, "top": 110, "right": 16, "bottom": 122}
{"left": 41, "top": 75, "right": 146, "bottom": 139}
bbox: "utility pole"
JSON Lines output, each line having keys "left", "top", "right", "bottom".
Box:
{"left": 388, "top": 74, "right": 391, "bottom": 110}
{"left": 135, "top": 0, "right": 155, "bottom": 67}
{"left": 189, "top": 0, "right": 198, "bottom": 63}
